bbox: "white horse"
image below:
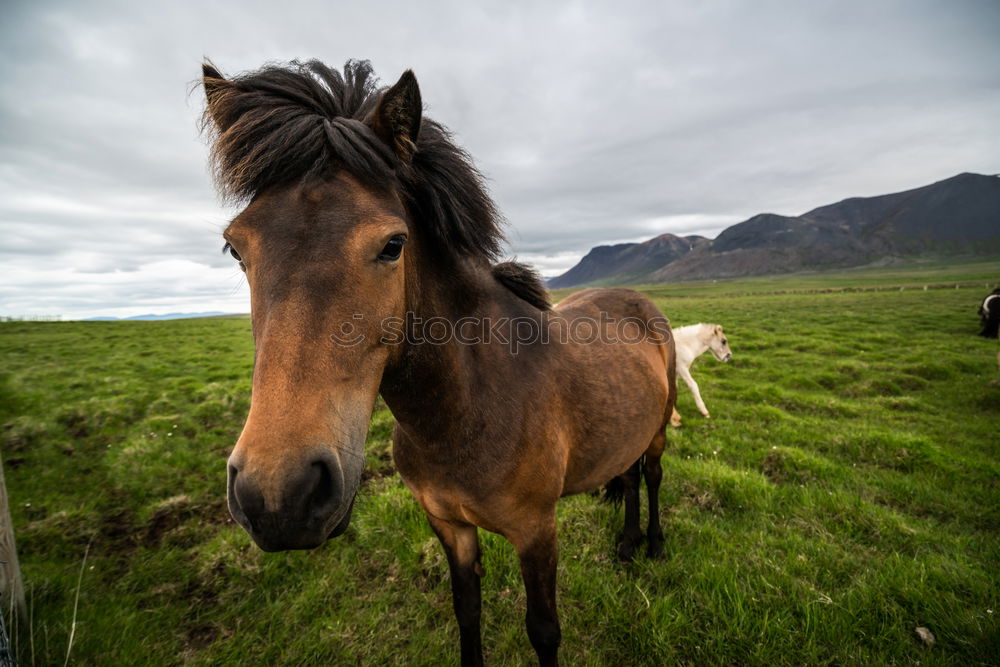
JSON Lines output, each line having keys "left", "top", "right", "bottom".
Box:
{"left": 670, "top": 323, "right": 732, "bottom": 426}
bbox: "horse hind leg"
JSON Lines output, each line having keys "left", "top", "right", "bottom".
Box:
{"left": 616, "top": 459, "right": 643, "bottom": 561}
{"left": 643, "top": 430, "right": 666, "bottom": 558}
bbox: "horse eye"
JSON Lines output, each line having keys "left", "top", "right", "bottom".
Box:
{"left": 223, "top": 242, "right": 241, "bottom": 262}
{"left": 722, "top": 339, "right": 728, "bottom": 344}
{"left": 223, "top": 243, "right": 246, "bottom": 271}
{"left": 378, "top": 236, "right": 406, "bottom": 262}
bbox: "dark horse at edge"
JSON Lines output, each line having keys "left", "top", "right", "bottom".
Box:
{"left": 201, "top": 59, "right": 677, "bottom": 666}
{"left": 980, "top": 286, "right": 1000, "bottom": 338}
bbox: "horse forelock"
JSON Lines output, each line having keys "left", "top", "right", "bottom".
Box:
{"left": 203, "top": 60, "right": 387, "bottom": 198}
{"left": 202, "top": 59, "right": 505, "bottom": 262}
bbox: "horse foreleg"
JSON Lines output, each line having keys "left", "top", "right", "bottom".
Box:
{"left": 679, "top": 365, "right": 710, "bottom": 418}
{"left": 427, "top": 516, "right": 484, "bottom": 667}
{"left": 616, "top": 459, "right": 643, "bottom": 561}
{"left": 643, "top": 433, "right": 666, "bottom": 558}
{"left": 510, "top": 514, "right": 561, "bottom": 667}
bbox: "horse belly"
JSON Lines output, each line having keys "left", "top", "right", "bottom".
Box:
{"left": 561, "top": 343, "right": 669, "bottom": 495}
{"left": 392, "top": 420, "right": 568, "bottom": 533}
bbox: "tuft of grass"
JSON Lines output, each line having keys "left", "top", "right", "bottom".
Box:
{"left": 2, "top": 262, "right": 999, "bottom": 664}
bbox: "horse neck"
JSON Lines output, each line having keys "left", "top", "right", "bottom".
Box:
{"left": 378, "top": 249, "right": 541, "bottom": 442}
{"left": 678, "top": 324, "right": 712, "bottom": 358}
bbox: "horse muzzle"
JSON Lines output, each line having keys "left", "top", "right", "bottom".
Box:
{"left": 227, "top": 449, "right": 361, "bottom": 551}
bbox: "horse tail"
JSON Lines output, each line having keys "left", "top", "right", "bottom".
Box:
{"left": 602, "top": 476, "right": 625, "bottom": 505}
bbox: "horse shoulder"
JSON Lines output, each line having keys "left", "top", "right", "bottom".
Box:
{"left": 672, "top": 333, "right": 699, "bottom": 366}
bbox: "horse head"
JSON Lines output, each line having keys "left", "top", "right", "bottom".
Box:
{"left": 708, "top": 324, "right": 733, "bottom": 362}
{"left": 202, "top": 62, "right": 421, "bottom": 551}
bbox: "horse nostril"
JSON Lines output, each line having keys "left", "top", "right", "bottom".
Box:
{"left": 227, "top": 464, "right": 243, "bottom": 524}
{"left": 301, "top": 457, "right": 344, "bottom": 523}
{"left": 231, "top": 466, "right": 265, "bottom": 527}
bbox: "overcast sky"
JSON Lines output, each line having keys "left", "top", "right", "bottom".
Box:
{"left": 2, "top": 0, "right": 998, "bottom": 318}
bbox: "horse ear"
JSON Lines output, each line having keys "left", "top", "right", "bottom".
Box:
{"left": 202, "top": 61, "right": 233, "bottom": 132}
{"left": 370, "top": 70, "right": 422, "bottom": 163}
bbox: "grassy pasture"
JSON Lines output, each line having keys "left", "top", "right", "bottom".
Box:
{"left": 2, "top": 262, "right": 999, "bottom": 665}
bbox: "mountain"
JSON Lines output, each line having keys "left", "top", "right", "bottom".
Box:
{"left": 83, "top": 312, "right": 229, "bottom": 321}
{"left": 551, "top": 172, "right": 1000, "bottom": 287}
{"left": 548, "top": 233, "right": 709, "bottom": 288}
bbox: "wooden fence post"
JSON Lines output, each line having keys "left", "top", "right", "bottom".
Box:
{"left": 0, "top": 451, "right": 25, "bottom": 623}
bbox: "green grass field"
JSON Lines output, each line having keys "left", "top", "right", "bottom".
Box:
{"left": 2, "top": 262, "right": 999, "bottom": 665}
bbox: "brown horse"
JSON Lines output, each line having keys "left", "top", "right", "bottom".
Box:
{"left": 201, "top": 59, "right": 677, "bottom": 666}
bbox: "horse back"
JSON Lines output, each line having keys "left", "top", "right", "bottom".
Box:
{"left": 551, "top": 288, "right": 677, "bottom": 493}
{"left": 554, "top": 288, "right": 674, "bottom": 365}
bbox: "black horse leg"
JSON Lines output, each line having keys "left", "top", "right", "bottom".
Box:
{"left": 428, "top": 516, "right": 484, "bottom": 667}
{"left": 510, "top": 512, "right": 561, "bottom": 666}
{"left": 643, "top": 450, "right": 665, "bottom": 558}
{"left": 617, "top": 458, "right": 643, "bottom": 561}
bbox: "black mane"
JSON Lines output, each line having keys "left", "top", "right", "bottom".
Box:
{"left": 492, "top": 262, "right": 551, "bottom": 310}
{"left": 202, "top": 59, "right": 506, "bottom": 263}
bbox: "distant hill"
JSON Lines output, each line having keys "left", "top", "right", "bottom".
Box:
{"left": 548, "top": 234, "right": 709, "bottom": 288}
{"left": 551, "top": 172, "right": 1000, "bottom": 287}
{"left": 84, "top": 312, "right": 229, "bottom": 321}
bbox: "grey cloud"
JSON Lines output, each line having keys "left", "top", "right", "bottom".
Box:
{"left": 1, "top": 0, "right": 999, "bottom": 316}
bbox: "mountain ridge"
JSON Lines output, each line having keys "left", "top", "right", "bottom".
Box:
{"left": 550, "top": 172, "right": 1000, "bottom": 287}
{"left": 548, "top": 233, "right": 709, "bottom": 288}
